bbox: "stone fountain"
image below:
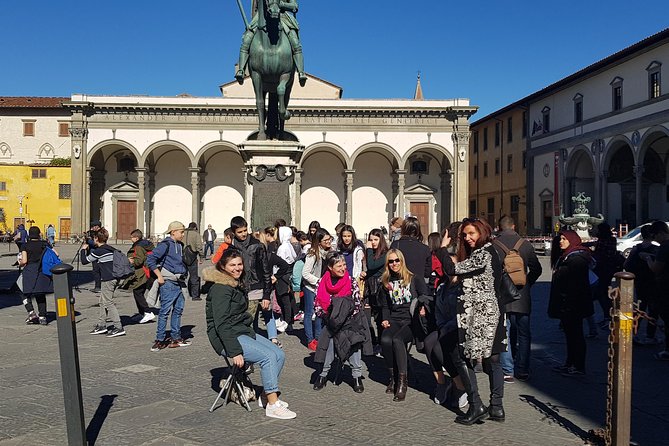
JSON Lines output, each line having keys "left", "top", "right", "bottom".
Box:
{"left": 558, "top": 192, "right": 604, "bottom": 240}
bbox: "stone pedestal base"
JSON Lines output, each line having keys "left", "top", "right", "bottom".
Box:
{"left": 238, "top": 140, "right": 304, "bottom": 229}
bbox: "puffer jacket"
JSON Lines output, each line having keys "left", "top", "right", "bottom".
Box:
{"left": 204, "top": 267, "right": 255, "bottom": 357}
{"left": 126, "top": 239, "right": 155, "bottom": 289}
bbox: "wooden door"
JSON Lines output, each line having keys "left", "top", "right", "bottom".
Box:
{"left": 59, "top": 218, "right": 71, "bottom": 241}
{"left": 116, "top": 200, "right": 137, "bottom": 240}
{"left": 409, "top": 202, "right": 430, "bottom": 236}
{"left": 13, "top": 218, "right": 25, "bottom": 231}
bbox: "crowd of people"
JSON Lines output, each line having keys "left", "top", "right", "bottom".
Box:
{"left": 15, "top": 213, "right": 669, "bottom": 422}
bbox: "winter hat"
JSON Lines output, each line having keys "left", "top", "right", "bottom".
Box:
{"left": 166, "top": 221, "right": 186, "bottom": 233}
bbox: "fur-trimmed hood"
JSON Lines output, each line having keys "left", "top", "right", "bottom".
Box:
{"left": 202, "top": 267, "right": 239, "bottom": 287}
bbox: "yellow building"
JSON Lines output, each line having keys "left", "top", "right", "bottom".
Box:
{"left": 0, "top": 163, "right": 72, "bottom": 240}
{"left": 469, "top": 106, "right": 529, "bottom": 234}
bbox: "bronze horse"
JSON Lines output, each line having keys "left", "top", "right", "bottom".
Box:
{"left": 248, "top": 0, "right": 295, "bottom": 140}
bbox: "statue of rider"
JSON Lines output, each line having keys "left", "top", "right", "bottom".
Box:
{"left": 236, "top": 0, "right": 307, "bottom": 86}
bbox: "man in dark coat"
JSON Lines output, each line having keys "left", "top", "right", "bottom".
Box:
{"left": 493, "top": 216, "right": 542, "bottom": 382}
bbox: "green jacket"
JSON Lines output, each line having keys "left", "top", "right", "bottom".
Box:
{"left": 204, "top": 267, "right": 255, "bottom": 357}
{"left": 184, "top": 228, "right": 204, "bottom": 256}
{"left": 125, "top": 240, "right": 155, "bottom": 290}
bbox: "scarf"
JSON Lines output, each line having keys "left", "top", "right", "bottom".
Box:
{"left": 315, "top": 271, "right": 352, "bottom": 315}
{"left": 559, "top": 230, "right": 591, "bottom": 262}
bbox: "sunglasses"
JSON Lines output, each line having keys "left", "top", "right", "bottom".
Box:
{"left": 388, "top": 258, "right": 401, "bottom": 264}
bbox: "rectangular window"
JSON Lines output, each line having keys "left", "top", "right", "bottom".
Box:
{"left": 483, "top": 161, "right": 488, "bottom": 177}
{"left": 58, "top": 122, "right": 70, "bottom": 137}
{"left": 522, "top": 151, "right": 527, "bottom": 169}
{"left": 0, "top": 181, "right": 6, "bottom": 191}
{"left": 613, "top": 85, "right": 623, "bottom": 111}
{"left": 469, "top": 199, "right": 477, "bottom": 217}
{"left": 23, "top": 121, "right": 35, "bottom": 137}
{"left": 494, "top": 122, "right": 500, "bottom": 147}
{"left": 507, "top": 117, "right": 513, "bottom": 143}
{"left": 542, "top": 111, "right": 550, "bottom": 133}
{"left": 522, "top": 111, "right": 528, "bottom": 138}
{"left": 58, "top": 184, "right": 71, "bottom": 199}
{"left": 650, "top": 71, "right": 661, "bottom": 99}
{"left": 31, "top": 169, "right": 47, "bottom": 179}
{"left": 473, "top": 131, "right": 479, "bottom": 153}
{"left": 483, "top": 128, "right": 488, "bottom": 151}
{"left": 495, "top": 158, "right": 500, "bottom": 175}
{"left": 510, "top": 195, "right": 520, "bottom": 213}
{"left": 487, "top": 197, "right": 495, "bottom": 214}
{"left": 473, "top": 164, "right": 478, "bottom": 179}
{"left": 507, "top": 154, "right": 513, "bottom": 172}
{"left": 575, "top": 100, "right": 583, "bottom": 123}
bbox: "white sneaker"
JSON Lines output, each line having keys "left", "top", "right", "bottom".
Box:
{"left": 276, "top": 320, "right": 288, "bottom": 333}
{"left": 139, "top": 312, "right": 156, "bottom": 324}
{"left": 433, "top": 383, "right": 449, "bottom": 405}
{"left": 258, "top": 396, "right": 289, "bottom": 409}
{"left": 458, "top": 391, "right": 468, "bottom": 409}
{"left": 265, "top": 403, "right": 296, "bottom": 419}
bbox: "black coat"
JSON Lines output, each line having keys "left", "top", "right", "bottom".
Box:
{"left": 493, "top": 230, "right": 542, "bottom": 314}
{"left": 314, "top": 295, "right": 373, "bottom": 363}
{"left": 548, "top": 251, "right": 594, "bottom": 320}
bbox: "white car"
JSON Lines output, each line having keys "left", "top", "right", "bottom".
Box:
{"left": 616, "top": 222, "right": 668, "bottom": 257}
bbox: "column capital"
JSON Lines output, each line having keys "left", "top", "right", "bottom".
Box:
{"left": 69, "top": 127, "right": 88, "bottom": 139}
{"left": 135, "top": 167, "right": 148, "bottom": 173}
{"left": 395, "top": 169, "right": 408, "bottom": 175}
{"left": 188, "top": 167, "right": 201, "bottom": 174}
{"left": 344, "top": 169, "right": 356, "bottom": 175}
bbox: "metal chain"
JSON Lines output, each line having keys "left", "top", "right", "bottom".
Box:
{"left": 589, "top": 285, "right": 656, "bottom": 445}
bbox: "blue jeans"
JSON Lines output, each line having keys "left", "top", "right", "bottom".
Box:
{"left": 237, "top": 334, "right": 285, "bottom": 394}
{"left": 501, "top": 312, "right": 531, "bottom": 376}
{"left": 500, "top": 318, "right": 514, "bottom": 375}
{"left": 303, "top": 288, "right": 322, "bottom": 343}
{"left": 155, "top": 280, "right": 185, "bottom": 341}
{"left": 204, "top": 241, "right": 214, "bottom": 258}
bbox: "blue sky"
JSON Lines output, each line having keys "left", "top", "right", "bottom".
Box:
{"left": 2, "top": 1, "right": 668, "bottom": 118}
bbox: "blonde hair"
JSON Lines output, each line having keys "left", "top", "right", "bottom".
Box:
{"left": 381, "top": 249, "right": 413, "bottom": 288}
{"left": 254, "top": 231, "right": 267, "bottom": 246}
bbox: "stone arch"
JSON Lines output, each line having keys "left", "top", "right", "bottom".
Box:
{"left": 603, "top": 136, "right": 636, "bottom": 227}
{"left": 639, "top": 125, "right": 669, "bottom": 222}
{"left": 300, "top": 142, "right": 349, "bottom": 169}
{"left": 0, "top": 142, "right": 11, "bottom": 158}
{"left": 38, "top": 143, "right": 55, "bottom": 159}
{"left": 639, "top": 125, "right": 669, "bottom": 162}
{"left": 401, "top": 142, "right": 454, "bottom": 172}
{"left": 350, "top": 142, "right": 401, "bottom": 170}
{"left": 194, "top": 140, "right": 240, "bottom": 167}
{"left": 565, "top": 145, "right": 595, "bottom": 214}
{"left": 88, "top": 139, "right": 142, "bottom": 167}
{"left": 142, "top": 140, "right": 195, "bottom": 168}
{"left": 603, "top": 135, "right": 636, "bottom": 170}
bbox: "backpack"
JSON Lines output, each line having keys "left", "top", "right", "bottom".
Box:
{"left": 112, "top": 248, "right": 135, "bottom": 280}
{"left": 493, "top": 238, "right": 527, "bottom": 287}
{"left": 40, "top": 245, "right": 62, "bottom": 276}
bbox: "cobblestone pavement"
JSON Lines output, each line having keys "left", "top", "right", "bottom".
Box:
{"left": 0, "top": 243, "right": 667, "bottom": 445}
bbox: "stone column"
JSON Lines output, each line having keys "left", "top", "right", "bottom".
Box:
{"left": 189, "top": 167, "right": 200, "bottom": 225}
{"left": 85, "top": 167, "right": 93, "bottom": 230}
{"left": 135, "top": 167, "right": 147, "bottom": 234}
{"left": 70, "top": 126, "right": 88, "bottom": 234}
{"left": 634, "top": 165, "right": 644, "bottom": 226}
{"left": 593, "top": 169, "right": 601, "bottom": 215}
{"left": 294, "top": 168, "right": 303, "bottom": 227}
{"left": 244, "top": 167, "right": 253, "bottom": 223}
{"left": 90, "top": 169, "right": 106, "bottom": 226}
{"left": 391, "top": 174, "right": 399, "bottom": 218}
{"left": 396, "top": 169, "right": 407, "bottom": 217}
{"left": 440, "top": 170, "right": 453, "bottom": 226}
{"left": 199, "top": 172, "right": 207, "bottom": 229}
{"left": 601, "top": 170, "right": 608, "bottom": 218}
{"left": 147, "top": 170, "right": 156, "bottom": 236}
{"left": 452, "top": 131, "right": 470, "bottom": 221}
{"left": 344, "top": 169, "right": 355, "bottom": 225}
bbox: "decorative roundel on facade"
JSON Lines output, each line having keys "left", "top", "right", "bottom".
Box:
{"left": 631, "top": 130, "right": 641, "bottom": 148}
{"left": 73, "top": 144, "right": 81, "bottom": 159}
{"left": 543, "top": 163, "right": 550, "bottom": 177}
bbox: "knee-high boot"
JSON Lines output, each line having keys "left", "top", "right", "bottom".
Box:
{"left": 454, "top": 362, "right": 488, "bottom": 425}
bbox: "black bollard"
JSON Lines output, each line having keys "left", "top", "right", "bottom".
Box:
{"left": 51, "top": 263, "right": 86, "bottom": 445}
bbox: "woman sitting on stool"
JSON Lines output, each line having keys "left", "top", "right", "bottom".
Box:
{"left": 204, "top": 249, "right": 296, "bottom": 420}
{"left": 379, "top": 249, "right": 428, "bottom": 401}
{"left": 313, "top": 252, "right": 372, "bottom": 393}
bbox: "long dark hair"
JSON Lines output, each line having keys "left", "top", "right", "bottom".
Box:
{"left": 427, "top": 232, "right": 441, "bottom": 254}
{"left": 368, "top": 228, "right": 388, "bottom": 259}
{"left": 308, "top": 228, "right": 330, "bottom": 262}
{"left": 457, "top": 218, "right": 493, "bottom": 261}
{"left": 401, "top": 216, "right": 423, "bottom": 242}
{"left": 337, "top": 224, "right": 360, "bottom": 254}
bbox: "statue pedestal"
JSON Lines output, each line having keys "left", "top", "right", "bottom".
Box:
{"left": 239, "top": 140, "right": 304, "bottom": 229}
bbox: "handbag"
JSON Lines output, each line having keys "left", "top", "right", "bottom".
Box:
{"left": 364, "top": 275, "right": 382, "bottom": 307}
{"left": 183, "top": 245, "right": 198, "bottom": 266}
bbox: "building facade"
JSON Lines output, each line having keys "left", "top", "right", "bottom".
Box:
{"left": 65, "top": 75, "right": 477, "bottom": 239}
{"left": 0, "top": 97, "right": 72, "bottom": 238}
{"left": 469, "top": 106, "right": 529, "bottom": 233}
{"left": 527, "top": 29, "right": 669, "bottom": 233}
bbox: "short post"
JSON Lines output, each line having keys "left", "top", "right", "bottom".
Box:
{"left": 612, "top": 271, "right": 634, "bottom": 446}
{"left": 51, "top": 263, "right": 86, "bottom": 446}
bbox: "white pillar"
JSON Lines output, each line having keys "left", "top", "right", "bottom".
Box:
{"left": 396, "top": 169, "right": 407, "bottom": 217}
{"left": 189, "top": 167, "right": 200, "bottom": 225}
{"left": 345, "top": 169, "right": 355, "bottom": 224}
{"left": 136, "top": 167, "right": 146, "bottom": 234}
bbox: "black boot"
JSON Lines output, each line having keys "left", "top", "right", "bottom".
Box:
{"left": 393, "top": 373, "right": 408, "bottom": 401}
{"left": 455, "top": 403, "right": 489, "bottom": 425}
{"left": 353, "top": 377, "right": 364, "bottom": 393}
{"left": 488, "top": 405, "right": 505, "bottom": 422}
{"left": 385, "top": 369, "right": 395, "bottom": 394}
{"left": 313, "top": 376, "right": 327, "bottom": 391}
